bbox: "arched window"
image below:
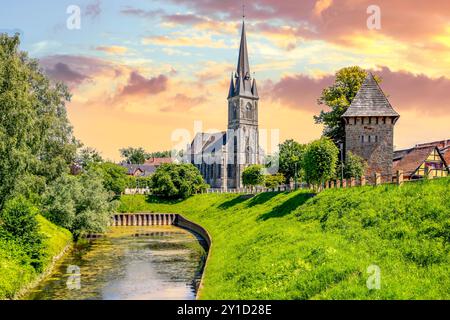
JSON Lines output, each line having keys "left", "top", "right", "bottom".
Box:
{"left": 245, "top": 103, "right": 252, "bottom": 120}
{"left": 245, "top": 137, "right": 251, "bottom": 164}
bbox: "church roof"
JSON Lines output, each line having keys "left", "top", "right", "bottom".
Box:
{"left": 191, "top": 132, "right": 226, "bottom": 154}
{"left": 342, "top": 73, "right": 400, "bottom": 118}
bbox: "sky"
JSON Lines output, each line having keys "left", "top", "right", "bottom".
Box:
{"left": 1, "top": 0, "right": 449, "bottom": 161}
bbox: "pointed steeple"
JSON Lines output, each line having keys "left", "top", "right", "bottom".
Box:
{"left": 228, "top": 73, "right": 235, "bottom": 99}
{"left": 342, "top": 72, "right": 399, "bottom": 118}
{"left": 227, "top": 16, "right": 258, "bottom": 100}
{"left": 237, "top": 20, "right": 250, "bottom": 78}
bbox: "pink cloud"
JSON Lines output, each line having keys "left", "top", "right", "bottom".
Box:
{"left": 119, "top": 72, "right": 168, "bottom": 97}
{"left": 44, "top": 62, "right": 89, "bottom": 87}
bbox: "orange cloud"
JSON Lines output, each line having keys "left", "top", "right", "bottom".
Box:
{"left": 96, "top": 45, "right": 128, "bottom": 54}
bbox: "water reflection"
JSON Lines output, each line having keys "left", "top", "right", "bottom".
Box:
{"left": 26, "top": 226, "right": 206, "bottom": 300}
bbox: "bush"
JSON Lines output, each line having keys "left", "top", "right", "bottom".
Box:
{"left": 341, "top": 151, "right": 367, "bottom": 179}
{"left": 242, "top": 165, "right": 265, "bottom": 190}
{"left": 151, "top": 163, "right": 207, "bottom": 199}
{"left": 0, "top": 196, "right": 44, "bottom": 271}
{"left": 264, "top": 173, "right": 285, "bottom": 189}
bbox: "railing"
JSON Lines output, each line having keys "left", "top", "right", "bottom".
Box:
{"left": 203, "top": 183, "right": 309, "bottom": 194}
{"left": 322, "top": 169, "right": 447, "bottom": 191}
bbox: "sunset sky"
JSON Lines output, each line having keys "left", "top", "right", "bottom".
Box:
{"left": 1, "top": 0, "right": 449, "bottom": 161}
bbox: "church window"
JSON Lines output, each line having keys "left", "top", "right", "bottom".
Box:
{"left": 227, "top": 164, "right": 234, "bottom": 178}
{"left": 245, "top": 103, "right": 252, "bottom": 119}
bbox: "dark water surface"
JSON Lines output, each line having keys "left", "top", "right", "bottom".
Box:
{"left": 26, "top": 226, "right": 206, "bottom": 300}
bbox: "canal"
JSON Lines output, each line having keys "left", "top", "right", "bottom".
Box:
{"left": 25, "top": 226, "right": 207, "bottom": 300}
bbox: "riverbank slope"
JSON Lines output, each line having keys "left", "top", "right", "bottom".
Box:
{"left": 119, "top": 177, "right": 450, "bottom": 299}
{"left": 0, "top": 215, "right": 72, "bottom": 299}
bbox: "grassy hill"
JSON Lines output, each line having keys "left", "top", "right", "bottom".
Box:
{"left": 118, "top": 178, "right": 450, "bottom": 300}
{"left": 0, "top": 215, "right": 72, "bottom": 299}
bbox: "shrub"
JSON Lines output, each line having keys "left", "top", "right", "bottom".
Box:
{"left": 342, "top": 151, "right": 367, "bottom": 179}
{"left": 242, "top": 165, "right": 264, "bottom": 190}
{"left": 264, "top": 173, "right": 285, "bottom": 189}
{"left": 0, "top": 196, "right": 44, "bottom": 271}
{"left": 151, "top": 163, "right": 207, "bottom": 199}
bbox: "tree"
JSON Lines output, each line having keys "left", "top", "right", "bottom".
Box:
{"left": 76, "top": 147, "right": 103, "bottom": 168}
{"left": 91, "top": 162, "right": 128, "bottom": 197}
{"left": 341, "top": 151, "right": 367, "bottom": 179}
{"left": 151, "top": 163, "right": 207, "bottom": 199}
{"left": 278, "top": 139, "right": 306, "bottom": 183}
{"left": 148, "top": 150, "right": 171, "bottom": 158}
{"left": 42, "top": 170, "right": 116, "bottom": 239}
{"left": 0, "top": 34, "right": 77, "bottom": 209}
{"left": 120, "top": 147, "right": 148, "bottom": 164}
{"left": 314, "top": 66, "right": 380, "bottom": 143}
{"left": 264, "top": 173, "right": 285, "bottom": 189}
{"left": 303, "top": 138, "right": 339, "bottom": 191}
{"left": 242, "top": 165, "right": 265, "bottom": 191}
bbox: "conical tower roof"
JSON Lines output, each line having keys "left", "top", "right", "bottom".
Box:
{"left": 342, "top": 72, "right": 399, "bottom": 118}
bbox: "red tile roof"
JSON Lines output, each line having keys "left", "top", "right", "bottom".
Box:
{"left": 144, "top": 157, "right": 173, "bottom": 165}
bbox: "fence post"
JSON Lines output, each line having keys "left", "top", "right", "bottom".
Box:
{"left": 342, "top": 179, "right": 347, "bottom": 188}
{"left": 360, "top": 176, "right": 366, "bottom": 186}
{"left": 336, "top": 180, "right": 341, "bottom": 188}
{"left": 350, "top": 178, "right": 356, "bottom": 187}
{"left": 397, "top": 170, "right": 404, "bottom": 186}
{"left": 374, "top": 172, "right": 381, "bottom": 186}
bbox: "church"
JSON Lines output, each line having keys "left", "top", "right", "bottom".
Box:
{"left": 189, "top": 19, "right": 262, "bottom": 189}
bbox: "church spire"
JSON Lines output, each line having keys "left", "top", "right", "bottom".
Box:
{"left": 236, "top": 19, "right": 250, "bottom": 78}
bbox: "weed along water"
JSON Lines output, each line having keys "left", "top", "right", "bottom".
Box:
{"left": 25, "top": 226, "right": 207, "bottom": 300}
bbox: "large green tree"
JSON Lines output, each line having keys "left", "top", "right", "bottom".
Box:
{"left": 314, "top": 66, "right": 380, "bottom": 143}
{"left": 303, "top": 138, "right": 339, "bottom": 190}
{"left": 0, "top": 34, "right": 77, "bottom": 208}
{"left": 278, "top": 139, "right": 306, "bottom": 183}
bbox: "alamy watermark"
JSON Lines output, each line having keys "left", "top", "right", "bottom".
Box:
{"left": 66, "top": 5, "right": 81, "bottom": 30}
{"left": 366, "top": 264, "right": 381, "bottom": 290}
{"left": 367, "top": 5, "right": 381, "bottom": 30}
{"left": 66, "top": 265, "right": 81, "bottom": 290}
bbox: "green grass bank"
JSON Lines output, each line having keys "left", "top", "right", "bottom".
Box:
{"left": 0, "top": 215, "right": 72, "bottom": 299}
{"left": 119, "top": 178, "right": 450, "bottom": 299}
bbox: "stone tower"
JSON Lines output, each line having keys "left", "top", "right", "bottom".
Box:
{"left": 227, "top": 19, "right": 260, "bottom": 188}
{"left": 342, "top": 73, "right": 400, "bottom": 181}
